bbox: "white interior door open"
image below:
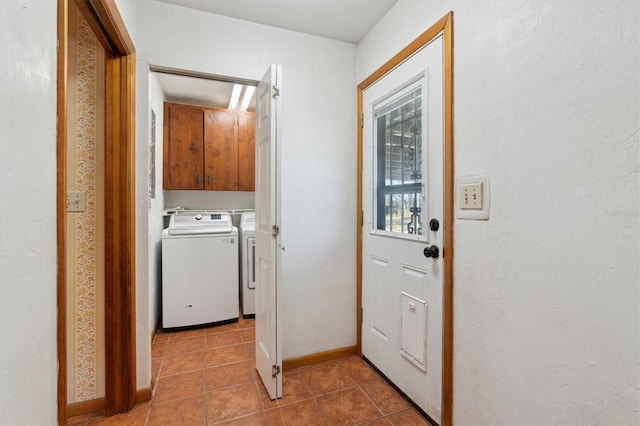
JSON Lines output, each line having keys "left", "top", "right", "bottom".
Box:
{"left": 254, "top": 64, "right": 282, "bottom": 400}
{"left": 361, "top": 35, "right": 445, "bottom": 422}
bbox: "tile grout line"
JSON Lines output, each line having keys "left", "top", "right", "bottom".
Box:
{"left": 204, "top": 321, "right": 255, "bottom": 425}
{"left": 204, "top": 329, "right": 210, "bottom": 426}
{"left": 337, "top": 361, "right": 386, "bottom": 424}
{"left": 254, "top": 380, "right": 278, "bottom": 425}
{"left": 296, "top": 366, "right": 333, "bottom": 426}
{"left": 347, "top": 358, "right": 429, "bottom": 424}
{"left": 350, "top": 366, "right": 387, "bottom": 423}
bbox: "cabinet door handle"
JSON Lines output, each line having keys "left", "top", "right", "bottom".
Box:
{"left": 208, "top": 175, "right": 212, "bottom": 184}
{"left": 196, "top": 174, "right": 201, "bottom": 184}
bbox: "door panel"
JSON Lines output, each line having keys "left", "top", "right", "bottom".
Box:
{"left": 402, "top": 265, "right": 428, "bottom": 302}
{"left": 205, "top": 109, "right": 238, "bottom": 190}
{"left": 254, "top": 64, "right": 282, "bottom": 400}
{"left": 362, "top": 35, "right": 444, "bottom": 421}
{"left": 369, "top": 256, "right": 391, "bottom": 341}
{"left": 248, "top": 237, "right": 256, "bottom": 289}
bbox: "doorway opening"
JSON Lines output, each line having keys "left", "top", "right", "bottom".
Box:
{"left": 57, "top": 0, "right": 136, "bottom": 423}
{"left": 147, "top": 64, "right": 283, "bottom": 400}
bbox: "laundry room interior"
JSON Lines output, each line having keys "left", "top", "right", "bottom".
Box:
{"left": 156, "top": 73, "right": 259, "bottom": 323}
{"left": 141, "top": 0, "right": 358, "bottom": 367}
{"left": 139, "top": 0, "right": 361, "bottom": 412}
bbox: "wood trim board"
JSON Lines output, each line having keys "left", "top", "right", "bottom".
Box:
{"left": 57, "top": 1, "right": 69, "bottom": 424}
{"left": 441, "top": 14, "right": 455, "bottom": 425}
{"left": 136, "top": 386, "right": 153, "bottom": 403}
{"left": 282, "top": 346, "right": 357, "bottom": 371}
{"left": 66, "top": 386, "right": 152, "bottom": 419}
{"left": 73, "top": 0, "right": 134, "bottom": 55}
{"left": 356, "top": 12, "right": 454, "bottom": 426}
{"left": 103, "top": 50, "right": 138, "bottom": 416}
{"left": 66, "top": 398, "right": 106, "bottom": 419}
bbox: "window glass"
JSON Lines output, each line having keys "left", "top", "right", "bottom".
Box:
{"left": 373, "top": 80, "right": 425, "bottom": 238}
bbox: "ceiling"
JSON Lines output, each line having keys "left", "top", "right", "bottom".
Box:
{"left": 157, "top": 72, "right": 257, "bottom": 111}
{"left": 153, "top": 0, "right": 399, "bottom": 111}
{"left": 152, "top": 0, "right": 399, "bottom": 44}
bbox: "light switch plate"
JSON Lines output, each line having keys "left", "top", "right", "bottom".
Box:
{"left": 460, "top": 182, "right": 483, "bottom": 209}
{"left": 67, "top": 192, "right": 86, "bottom": 212}
{"left": 456, "top": 175, "right": 490, "bottom": 220}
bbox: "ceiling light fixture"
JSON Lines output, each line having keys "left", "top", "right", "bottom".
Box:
{"left": 228, "top": 84, "right": 243, "bottom": 110}
{"left": 239, "top": 86, "right": 256, "bottom": 111}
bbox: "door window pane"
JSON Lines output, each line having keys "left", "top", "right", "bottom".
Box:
{"left": 373, "top": 81, "right": 425, "bottom": 237}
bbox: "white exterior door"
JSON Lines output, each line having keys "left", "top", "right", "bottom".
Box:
{"left": 254, "top": 64, "right": 283, "bottom": 400}
{"left": 361, "top": 35, "right": 444, "bottom": 422}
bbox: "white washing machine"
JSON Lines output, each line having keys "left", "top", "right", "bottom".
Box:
{"left": 239, "top": 211, "right": 256, "bottom": 317}
{"left": 162, "top": 212, "right": 239, "bottom": 328}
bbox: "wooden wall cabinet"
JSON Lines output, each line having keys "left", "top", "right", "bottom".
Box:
{"left": 163, "top": 102, "right": 204, "bottom": 190}
{"left": 163, "top": 102, "right": 255, "bottom": 191}
{"left": 237, "top": 112, "right": 256, "bottom": 191}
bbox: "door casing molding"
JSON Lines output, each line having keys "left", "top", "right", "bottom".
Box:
{"left": 57, "top": 0, "right": 136, "bottom": 423}
{"left": 356, "top": 12, "right": 454, "bottom": 426}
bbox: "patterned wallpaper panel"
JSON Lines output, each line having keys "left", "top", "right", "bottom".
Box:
{"left": 66, "top": 2, "right": 106, "bottom": 404}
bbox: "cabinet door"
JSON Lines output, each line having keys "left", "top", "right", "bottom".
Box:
{"left": 164, "top": 103, "right": 204, "bottom": 189}
{"left": 204, "top": 109, "right": 238, "bottom": 191}
{"left": 237, "top": 112, "right": 256, "bottom": 191}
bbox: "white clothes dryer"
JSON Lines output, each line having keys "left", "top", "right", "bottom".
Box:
{"left": 162, "top": 212, "right": 239, "bottom": 328}
{"left": 239, "top": 211, "right": 256, "bottom": 317}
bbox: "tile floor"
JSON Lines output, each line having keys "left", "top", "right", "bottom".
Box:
{"left": 67, "top": 316, "right": 431, "bottom": 425}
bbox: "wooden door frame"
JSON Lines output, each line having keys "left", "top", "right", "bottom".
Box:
{"left": 57, "top": 0, "right": 136, "bottom": 423}
{"left": 356, "top": 12, "right": 454, "bottom": 426}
